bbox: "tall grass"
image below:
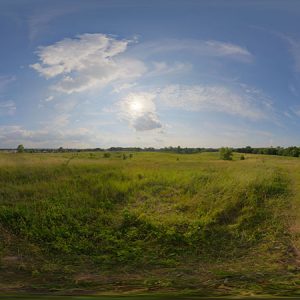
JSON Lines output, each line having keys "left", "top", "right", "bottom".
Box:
{"left": 0, "top": 151, "right": 294, "bottom": 294}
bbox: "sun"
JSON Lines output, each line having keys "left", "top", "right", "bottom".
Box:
{"left": 129, "top": 100, "right": 143, "bottom": 113}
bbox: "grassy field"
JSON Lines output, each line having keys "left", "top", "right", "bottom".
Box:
{"left": 1, "top": 151, "right": 300, "bottom": 297}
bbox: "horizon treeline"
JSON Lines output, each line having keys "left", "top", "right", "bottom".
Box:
{"left": 1, "top": 145, "right": 300, "bottom": 158}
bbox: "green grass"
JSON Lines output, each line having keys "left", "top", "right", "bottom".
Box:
{"left": 0, "top": 151, "right": 300, "bottom": 297}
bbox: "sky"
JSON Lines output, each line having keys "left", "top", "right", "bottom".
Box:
{"left": 1, "top": 0, "right": 300, "bottom": 148}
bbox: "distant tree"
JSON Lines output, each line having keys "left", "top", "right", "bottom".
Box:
{"left": 129, "top": 153, "right": 133, "bottom": 159}
{"left": 245, "top": 146, "right": 252, "bottom": 153}
{"left": 58, "top": 147, "right": 64, "bottom": 152}
{"left": 17, "top": 144, "right": 24, "bottom": 153}
{"left": 103, "top": 152, "right": 111, "bottom": 158}
{"left": 219, "top": 147, "right": 233, "bottom": 161}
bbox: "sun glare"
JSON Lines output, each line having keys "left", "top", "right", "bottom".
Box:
{"left": 129, "top": 100, "right": 143, "bottom": 113}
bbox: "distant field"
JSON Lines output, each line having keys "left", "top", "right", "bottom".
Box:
{"left": 1, "top": 151, "right": 300, "bottom": 297}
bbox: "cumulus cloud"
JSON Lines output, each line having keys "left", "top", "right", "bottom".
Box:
{"left": 31, "top": 33, "right": 146, "bottom": 94}
{"left": 132, "top": 113, "right": 162, "bottom": 131}
{"left": 0, "top": 100, "right": 16, "bottom": 115}
{"left": 158, "top": 84, "right": 271, "bottom": 120}
{"left": 119, "top": 92, "right": 162, "bottom": 131}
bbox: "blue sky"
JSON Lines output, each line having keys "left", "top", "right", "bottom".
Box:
{"left": 1, "top": 0, "right": 300, "bottom": 148}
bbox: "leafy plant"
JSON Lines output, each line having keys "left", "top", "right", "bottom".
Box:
{"left": 219, "top": 147, "right": 233, "bottom": 160}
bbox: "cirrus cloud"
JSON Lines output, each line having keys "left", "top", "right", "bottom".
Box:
{"left": 0, "top": 100, "right": 16, "bottom": 115}
{"left": 129, "top": 38, "right": 253, "bottom": 62}
{"left": 158, "top": 84, "right": 271, "bottom": 120}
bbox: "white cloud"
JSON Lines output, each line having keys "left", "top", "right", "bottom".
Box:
{"left": 130, "top": 39, "right": 253, "bottom": 62}
{"left": 204, "top": 40, "right": 251, "bottom": 57}
{"left": 31, "top": 33, "right": 146, "bottom": 94}
{"left": 44, "top": 113, "right": 70, "bottom": 127}
{"left": 132, "top": 113, "right": 162, "bottom": 131}
{"left": 0, "top": 125, "right": 102, "bottom": 148}
{"left": 0, "top": 100, "right": 16, "bottom": 115}
{"left": 31, "top": 34, "right": 253, "bottom": 99}
{"left": 119, "top": 92, "right": 162, "bottom": 131}
{"left": 115, "top": 83, "right": 272, "bottom": 133}
{"left": 112, "top": 61, "right": 191, "bottom": 93}
{"left": 146, "top": 61, "right": 192, "bottom": 77}
{"left": 113, "top": 82, "right": 137, "bottom": 93}
{"left": 45, "top": 95, "right": 54, "bottom": 102}
{"left": 158, "top": 84, "right": 270, "bottom": 120}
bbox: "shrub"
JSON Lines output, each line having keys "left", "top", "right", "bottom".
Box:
{"left": 103, "top": 153, "right": 111, "bottom": 158}
{"left": 219, "top": 147, "right": 233, "bottom": 160}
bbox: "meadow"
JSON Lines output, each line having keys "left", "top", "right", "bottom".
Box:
{"left": 1, "top": 151, "right": 300, "bottom": 297}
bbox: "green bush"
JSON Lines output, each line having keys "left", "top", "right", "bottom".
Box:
{"left": 219, "top": 147, "right": 233, "bottom": 160}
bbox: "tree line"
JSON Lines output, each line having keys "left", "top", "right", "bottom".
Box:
{"left": 235, "top": 146, "right": 300, "bottom": 157}
{"left": 2, "top": 145, "right": 300, "bottom": 158}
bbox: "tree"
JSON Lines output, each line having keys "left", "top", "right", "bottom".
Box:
{"left": 219, "top": 147, "right": 233, "bottom": 160}
{"left": 245, "top": 146, "right": 252, "bottom": 153}
{"left": 17, "top": 144, "right": 24, "bottom": 153}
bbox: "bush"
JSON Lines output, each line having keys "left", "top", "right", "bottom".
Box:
{"left": 240, "top": 154, "right": 245, "bottom": 160}
{"left": 219, "top": 147, "right": 233, "bottom": 160}
{"left": 103, "top": 153, "right": 111, "bottom": 158}
{"left": 17, "top": 144, "right": 24, "bottom": 153}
